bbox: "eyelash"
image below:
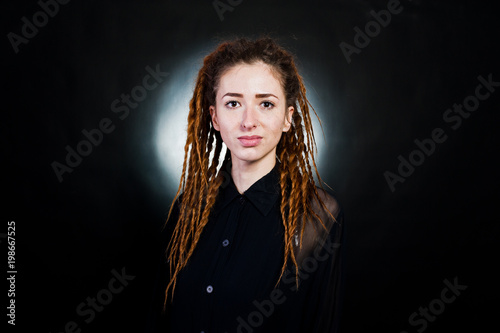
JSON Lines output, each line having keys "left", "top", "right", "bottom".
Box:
{"left": 225, "top": 100, "right": 240, "bottom": 108}
{"left": 224, "top": 100, "right": 275, "bottom": 109}
{"left": 261, "top": 101, "right": 275, "bottom": 109}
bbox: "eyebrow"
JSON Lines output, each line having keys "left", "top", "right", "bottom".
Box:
{"left": 222, "top": 92, "right": 279, "bottom": 99}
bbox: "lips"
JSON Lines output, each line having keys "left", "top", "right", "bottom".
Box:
{"left": 237, "top": 135, "right": 262, "bottom": 147}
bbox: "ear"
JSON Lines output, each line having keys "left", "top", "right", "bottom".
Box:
{"left": 209, "top": 105, "right": 220, "bottom": 131}
{"left": 283, "top": 106, "right": 294, "bottom": 132}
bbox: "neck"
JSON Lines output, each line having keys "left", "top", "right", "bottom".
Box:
{"left": 230, "top": 155, "right": 276, "bottom": 194}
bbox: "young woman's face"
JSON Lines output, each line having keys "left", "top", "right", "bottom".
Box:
{"left": 210, "top": 62, "right": 293, "bottom": 168}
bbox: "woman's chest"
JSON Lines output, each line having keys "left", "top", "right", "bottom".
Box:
{"left": 170, "top": 201, "right": 286, "bottom": 327}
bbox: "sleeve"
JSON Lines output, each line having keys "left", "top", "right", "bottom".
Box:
{"left": 298, "top": 189, "right": 345, "bottom": 333}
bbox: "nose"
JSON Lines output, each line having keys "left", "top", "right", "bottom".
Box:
{"left": 241, "top": 106, "right": 259, "bottom": 130}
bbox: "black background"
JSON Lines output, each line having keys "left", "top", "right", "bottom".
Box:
{"left": 3, "top": 0, "right": 499, "bottom": 332}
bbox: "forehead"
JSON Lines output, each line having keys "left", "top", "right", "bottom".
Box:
{"left": 217, "top": 62, "right": 284, "bottom": 97}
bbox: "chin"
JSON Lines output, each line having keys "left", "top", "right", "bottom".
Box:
{"left": 230, "top": 149, "right": 274, "bottom": 165}
{"left": 233, "top": 152, "right": 263, "bottom": 163}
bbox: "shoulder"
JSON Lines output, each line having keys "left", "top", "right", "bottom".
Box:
{"left": 295, "top": 186, "right": 343, "bottom": 265}
{"left": 313, "top": 186, "right": 342, "bottom": 220}
{"left": 310, "top": 186, "right": 343, "bottom": 232}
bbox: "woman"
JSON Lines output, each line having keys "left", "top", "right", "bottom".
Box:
{"left": 150, "top": 37, "right": 344, "bottom": 332}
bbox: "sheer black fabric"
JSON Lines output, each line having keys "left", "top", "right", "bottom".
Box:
{"left": 146, "top": 163, "right": 344, "bottom": 333}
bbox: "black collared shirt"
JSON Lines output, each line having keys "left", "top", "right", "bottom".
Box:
{"left": 148, "top": 164, "right": 344, "bottom": 333}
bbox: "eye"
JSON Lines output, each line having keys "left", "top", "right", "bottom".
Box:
{"left": 261, "top": 101, "right": 275, "bottom": 109}
{"left": 225, "top": 100, "right": 240, "bottom": 108}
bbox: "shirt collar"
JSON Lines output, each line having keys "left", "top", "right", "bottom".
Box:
{"left": 214, "top": 163, "right": 281, "bottom": 217}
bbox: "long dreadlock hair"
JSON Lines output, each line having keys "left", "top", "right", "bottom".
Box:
{"left": 163, "top": 37, "right": 333, "bottom": 306}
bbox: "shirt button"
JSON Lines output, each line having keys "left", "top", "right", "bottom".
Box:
{"left": 239, "top": 196, "right": 245, "bottom": 203}
{"left": 206, "top": 285, "right": 213, "bottom": 293}
{"left": 222, "top": 239, "right": 229, "bottom": 247}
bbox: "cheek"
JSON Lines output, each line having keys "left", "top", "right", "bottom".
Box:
{"left": 272, "top": 116, "right": 288, "bottom": 133}
{"left": 268, "top": 121, "right": 286, "bottom": 143}
{"left": 215, "top": 113, "right": 234, "bottom": 140}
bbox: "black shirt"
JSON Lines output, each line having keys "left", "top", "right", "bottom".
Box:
{"left": 148, "top": 164, "right": 344, "bottom": 332}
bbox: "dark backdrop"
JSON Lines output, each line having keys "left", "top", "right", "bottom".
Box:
{"left": 3, "top": 0, "right": 499, "bottom": 332}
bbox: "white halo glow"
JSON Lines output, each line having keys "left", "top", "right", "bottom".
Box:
{"left": 154, "top": 58, "right": 198, "bottom": 194}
